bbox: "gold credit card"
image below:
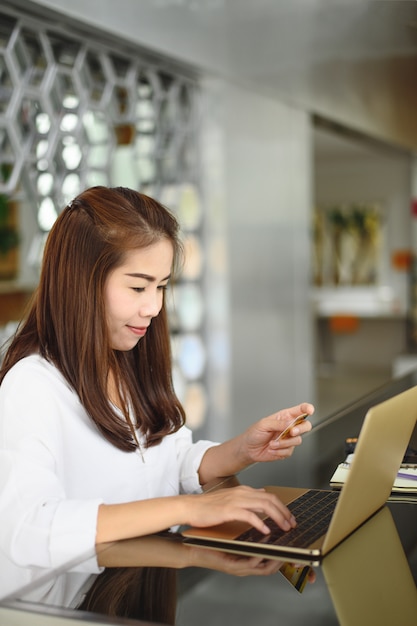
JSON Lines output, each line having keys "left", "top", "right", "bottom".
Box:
{"left": 279, "top": 562, "right": 311, "bottom": 593}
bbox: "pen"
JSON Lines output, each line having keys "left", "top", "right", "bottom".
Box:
{"left": 396, "top": 471, "right": 417, "bottom": 482}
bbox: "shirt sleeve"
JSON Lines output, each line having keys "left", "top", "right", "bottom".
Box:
{"left": 0, "top": 359, "right": 103, "bottom": 569}
{"left": 0, "top": 444, "right": 103, "bottom": 570}
{"left": 173, "top": 426, "right": 220, "bottom": 493}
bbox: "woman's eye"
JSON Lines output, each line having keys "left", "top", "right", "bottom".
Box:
{"left": 131, "top": 285, "right": 168, "bottom": 293}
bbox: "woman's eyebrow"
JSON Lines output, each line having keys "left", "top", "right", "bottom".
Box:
{"left": 124, "top": 272, "right": 171, "bottom": 282}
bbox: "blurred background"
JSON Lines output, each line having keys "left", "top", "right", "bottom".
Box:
{"left": 1, "top": 0, "right": 417, "bottom": 483}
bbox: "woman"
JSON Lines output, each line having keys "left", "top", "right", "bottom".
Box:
{"left": 0, "top": 186, "right": 313, "bottom": 573}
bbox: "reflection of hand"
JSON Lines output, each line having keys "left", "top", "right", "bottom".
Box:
{"left": 98, "top": 532, "right": 279, "bottom": 575}
{"left": 97, "top": 531, "right": 316, "bottom": 583}
{"left": 97, "top": 533, "right": 190, "bottom": 569}
{"left": 184, "top": 545, "right": 316, "bottom": 585}
{"left": 241, "top": 403, "right": 314, "bottom": 463}
{"left": 184, "top": 544, "right": 283, "bottom": 576}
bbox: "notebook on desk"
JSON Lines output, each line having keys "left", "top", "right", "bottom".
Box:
{"left": 183, "top": 385, "right": 417, "bottom": 560}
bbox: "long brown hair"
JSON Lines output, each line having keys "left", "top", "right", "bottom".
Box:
{"left": 77, "top": 566, "right": 177, "bottom": 625}
{"left": 0, "top": 186, "right": 186, "bottom": 451}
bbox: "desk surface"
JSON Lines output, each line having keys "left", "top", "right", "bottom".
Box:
{"left": 1, "top": 373, "right": 417, "bottom": 626}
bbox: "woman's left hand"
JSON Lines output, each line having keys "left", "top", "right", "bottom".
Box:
{"left": 241, "top": 403, "right": 314, "bottom": 463}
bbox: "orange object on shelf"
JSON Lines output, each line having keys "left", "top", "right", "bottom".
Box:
{"left": 391, "top": 249, "right": 413, "bottom": 271}
{"left": 329, "top": 315, "right": 360, "bottom": 334}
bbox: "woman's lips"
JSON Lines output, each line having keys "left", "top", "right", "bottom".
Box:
{"left": 126, "top": 325, "right": 148, "bottom": 337}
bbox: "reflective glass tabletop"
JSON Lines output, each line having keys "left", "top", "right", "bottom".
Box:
{"left": 2, "top": 373, "right": 417, "bottom": 625}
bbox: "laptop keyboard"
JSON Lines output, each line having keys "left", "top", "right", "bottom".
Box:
{"left": 236, "top": 489, "right": 339, "bottom": 548}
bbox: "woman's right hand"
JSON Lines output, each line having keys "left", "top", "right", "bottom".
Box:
{"left": 182, "top": 485, "right": 297, "bottom": 535}
{"left": 97, "top": 484, "right": 296, "bottom": 544}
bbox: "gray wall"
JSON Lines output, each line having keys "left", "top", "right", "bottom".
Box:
{"left": 221, "top": 83, "right": 313, "bottom": 429}
{"left": 198, "top": 77, "right": 314, "bottom": 484}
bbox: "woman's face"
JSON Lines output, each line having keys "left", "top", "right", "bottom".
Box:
{"left": 104, "top": 239, "right": 174, "bottom": 351}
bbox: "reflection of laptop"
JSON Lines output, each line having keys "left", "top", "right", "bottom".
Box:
{"left": 322, "top": 506, "right": 417, "bottom": 624}
{"left": 183, "top": 385, "right": 417, "bottom": 560}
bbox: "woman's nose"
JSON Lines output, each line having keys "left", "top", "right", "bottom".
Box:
{"left": 140, "top": 290, "right": 162, "bottom": 318}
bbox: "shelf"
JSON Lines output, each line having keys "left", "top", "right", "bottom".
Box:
{"left": 311, "top": 286, "right": 406, "bottom": 318}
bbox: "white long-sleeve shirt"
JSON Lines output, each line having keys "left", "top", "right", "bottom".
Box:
{"left": 0, "top": 354, "right": 216, "bottom": 597}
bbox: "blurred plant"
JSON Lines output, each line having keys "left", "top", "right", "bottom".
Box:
{"left": 327, "top": 205, "right": 351, "bottom": 231}
{"left": 349, "top": 203, "right": 380, "bottom": 284}
{"left": 349, "top": 203, "right": 380, "bottom": 240}
{"left": 326, "top": 206, "right": 351, "bottom": 284}
{"left": 324, "top": 203, "right": 381, "bottom": 285}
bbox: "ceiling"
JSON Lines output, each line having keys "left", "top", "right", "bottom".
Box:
{"left": 146, "top": 0, "right": 417, "bottom": 154}
{"left": 24, "top": 0, "right": 417, "bottom": 153}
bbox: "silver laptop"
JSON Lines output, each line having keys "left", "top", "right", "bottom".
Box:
{"left": 183, "top": 385, "right": 417, "bottom": 560}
